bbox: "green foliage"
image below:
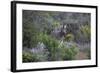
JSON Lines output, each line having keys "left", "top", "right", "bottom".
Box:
{"left": 38, "top": 33, "right": 78, "bottom": 61}
{"left": 23, "top": 32, "right": 79, "bottom": 61}
{"left": 23, "top": 50, "right": 49, "bottom": 62}
{"left": 23, "top": 23, "right": 39, "bottom": 48}
{"left": 38, "top": 33, "right": 60, "bottom": 60}
{"left": 23, "top": 11, "right": 90, "bottom": 62}
{"left": 52, "top": 21, "right": 60, "bottom": 28}
{"left": 64, "top": 33, "right": 74, "bottom": 41}
{"left": 23, "top": 51, "right": 39, "bottom": 62}
{"left": 59, "top": 42, "right": 79, "bottom": 60}
{"left": 80, "top": 25, "right": 91, "bottom": 39}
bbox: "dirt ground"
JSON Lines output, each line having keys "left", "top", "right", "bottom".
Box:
{"left": 75, "top": 51, "right": 88, "bottom": 60}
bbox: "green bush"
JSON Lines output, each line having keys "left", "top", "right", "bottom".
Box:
{"left": 38, "top": 33, "right": 60, "bottom": 61}
{"left": 23, "top": 50, "right": 49, "bottom": 62}
{"left": 38, "top": 33, "right": 78, "bottom": 61}
{"left": 23, "top": 51, "right": 39, "bottom": 62}
{"left": 23, "top": 33, "right": 79, "bottom": 62}
{"left": 52, "top": 21, "right": 60, "bottom": 28}
{"left": 59, "top": 42, "right": 79, "bottom": 60}
{"left": 80, "top": 25, "right": 91, "bottom": 39}
{"left": 23, "top": 23, "right": 40, "bottom": 48}
{"left": 64, "top": 33, "right": 74, "bottom": 41}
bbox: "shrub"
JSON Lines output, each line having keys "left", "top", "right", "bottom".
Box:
{"left": 64, "top": 33, "right": 74, "bottom": 41}
{"left": 38, "top": 33, "right": 60, "bottom": 61}
{"left": 52, "top": 21, "right": 60, "bottom": 28}
{"left": 59, "top": 42, "right": 79, "bottom": 60}
{"left": 80, "top": 25, "right": 91, "bottom": 39}
{"left": 23, "top": 33, "right": 79, "bottom": 62}
{"left": 23, "top": 51, "right": 39, "bottom": 62}
{"left": 38, "top": 33, "right": 79, "bottom": 61}
{"left": 23, "top": 23, "right": 40, "bottom": 48}
{"left": 23, "top": 48, "right": 49, "bottom": 62}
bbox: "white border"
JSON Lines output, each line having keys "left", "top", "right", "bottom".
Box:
{"left": 16, "top": 4, "right": 96, "bottom": 70}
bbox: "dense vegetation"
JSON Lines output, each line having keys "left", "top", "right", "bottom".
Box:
{"left": 22, "top": 10, "right": 91, "bottom": 62}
